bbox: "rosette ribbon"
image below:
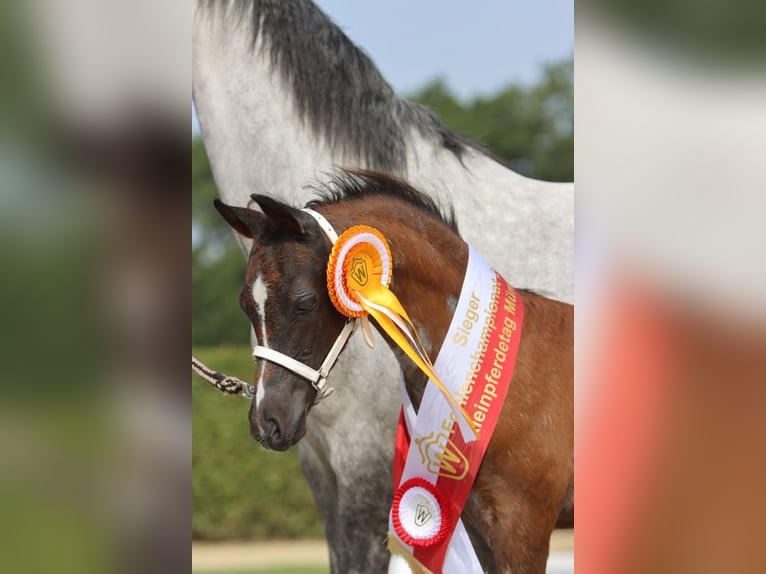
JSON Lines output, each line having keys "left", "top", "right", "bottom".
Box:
{"left": 326, "top": 225, "right": 478, "bottom": 440}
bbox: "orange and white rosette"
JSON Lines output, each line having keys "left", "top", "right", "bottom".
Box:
{"left": 326, "top": 225, "right": 477, "bottom": 440}
{"left": 327, "top": 225, "right": 392, "bottom": 318}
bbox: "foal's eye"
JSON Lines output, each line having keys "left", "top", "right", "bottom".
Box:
{"left": 295, "top": 293, "right": 317, "bottom": 314}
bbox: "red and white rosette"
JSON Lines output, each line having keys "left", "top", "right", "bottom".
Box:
{"left": 391, "top": 478, "right": 449, "bottom": 548}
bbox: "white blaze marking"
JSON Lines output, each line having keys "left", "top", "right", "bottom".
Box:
{"left": 252, "top": 275, "right": 269, "bottom": 407}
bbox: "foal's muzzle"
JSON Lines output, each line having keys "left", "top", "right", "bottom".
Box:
{"left": 249, "top": 399, "right": 308, "bottom": 451}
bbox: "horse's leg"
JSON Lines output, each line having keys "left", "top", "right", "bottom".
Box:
{"left": 300, "top": 445, "right": 393, "bottom": 573}
{"left": 332, "top": 465, "right": 395, "bottom": 573}
{"left": 296, "top": 438, "right": 340, "bottom": 569}
{"left": 298, "top": 438, "right": 393, "bottom": 574}
{"left": 469, "top": 488, "right": 560, "bottom": 574}
{"left": 297, "top": 340, "right": 401, "bottom": 574}
{"left": 555, "top": 481, "right": 575, "bottom": 528}
{"left": 468, "top": 450, "right": 571, "bottom": 572}
{"left": 298, "top": 424, "right": 393, "bottom": 574}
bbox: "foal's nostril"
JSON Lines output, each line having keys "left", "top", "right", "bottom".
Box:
{"left": 263, "top": 418, "right": 282, "bottom": 443}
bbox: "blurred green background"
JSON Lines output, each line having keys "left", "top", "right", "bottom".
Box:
{"left": 192, "top": 59, "right": 573, "bottom": 541}
{"left": 192, "top": 346, "right": 324, "bottom": 540}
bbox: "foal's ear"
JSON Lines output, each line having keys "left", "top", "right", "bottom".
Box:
{"left": 250, "top": 194, "right": 310, "bottom": 236}
{"left": 213, "top": 199, "right": 261, "bottom": 239}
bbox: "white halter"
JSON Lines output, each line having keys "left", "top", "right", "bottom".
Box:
{"left": 251, "top": 209, "right": 357, "bottom": 404}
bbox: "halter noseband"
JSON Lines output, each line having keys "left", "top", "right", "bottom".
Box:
{"left": 251, "top": 209, "right": 357, "bottom": 404}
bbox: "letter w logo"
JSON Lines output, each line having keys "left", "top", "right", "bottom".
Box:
{"left": 414, "top": 503, "right": 432, "bottom": 527}
{"left": 435, "top": 447, "right": 466, "bottom": 479}
{"left": 416, "top": 432, "right": 470, "bottom": 481}
{"left": 350, "top": 257, "right": 368, "bottom": 287}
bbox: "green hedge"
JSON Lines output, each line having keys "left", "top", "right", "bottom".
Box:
{"left": 192, "top": 346, "right": 324, "bottom": 540}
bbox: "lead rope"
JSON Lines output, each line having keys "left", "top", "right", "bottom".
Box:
{"left": 192, "top": 355, "right": 255, "bottom": 399}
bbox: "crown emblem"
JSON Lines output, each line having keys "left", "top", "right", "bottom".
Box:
{"left": 415, "top": 431, "right": 469, "bottom": 481}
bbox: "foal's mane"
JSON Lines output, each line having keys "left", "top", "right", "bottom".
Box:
{"left": 307, "top": 170, "right": 459, "bottom": 235}
{"left": 200, "top": 0, "right": 474, "bottom": 171}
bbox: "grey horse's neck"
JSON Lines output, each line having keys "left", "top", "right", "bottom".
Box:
{"left": 193, "top": 0, "right": 470, "bottom": 187}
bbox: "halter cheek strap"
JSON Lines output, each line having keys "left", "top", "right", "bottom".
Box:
{"left": 250, "top": 208, "right": 357, "bottom": 405}
{"left": 252, "top": 319, "right": 356, "bottom": 403}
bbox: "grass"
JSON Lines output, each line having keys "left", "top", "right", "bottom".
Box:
{"left": 192, "top": 345, "right": 324, "bottom": 540}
